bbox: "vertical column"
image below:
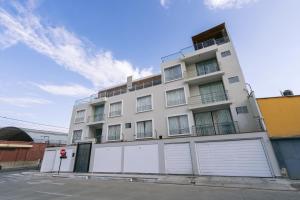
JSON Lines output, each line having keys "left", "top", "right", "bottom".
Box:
{"left": 158, "top": 140, "right": 166, "bottom": 174}
{"left": 189, "top": 141, "right": 199, "bottom": 175}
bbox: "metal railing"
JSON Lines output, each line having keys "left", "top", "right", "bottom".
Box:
{"left": 129, "top": 79, "right": 162, "bottom": 91}
{"left": 137, "top": 104, "right": 152, "bottom": 112}
{"left": 169, "top": 127, "right": 190, "bottom": 135}
{"left": 87, "top": 114, "right": 105, "bottom": 123}
{"left": 192, "top": 121, "right": 239, "bottom": 136}
{"left": 109, "top": 111, "right": 122, "bottom": 117}
{"left": 74, "top": 93, "right": 106, "bottom": 106}
{"left": 136, "top": 132, "right": 153, "bottom": 139}
{"left": 161, "top": 36, "right": 230, "bottom": 62}
{"left": 188, "top": 91, "right": 229, "bottom": 106}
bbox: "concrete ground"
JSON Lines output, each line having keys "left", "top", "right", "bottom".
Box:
{"left": 1, "top": 171, "right": 300, "bottom": 200}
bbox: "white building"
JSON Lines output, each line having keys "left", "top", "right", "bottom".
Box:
{"left": 49, "top": 23, "right": 280, "bottom": 177}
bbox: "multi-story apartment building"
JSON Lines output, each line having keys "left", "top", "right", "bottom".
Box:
{"left": 51, "top": 23, "right": 280, "bottom": 177}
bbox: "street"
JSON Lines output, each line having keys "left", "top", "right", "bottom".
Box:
{"left": 0, "top": 171, "right": 300, "bottom": 200}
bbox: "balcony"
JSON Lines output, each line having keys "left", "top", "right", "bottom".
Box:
{"left": 191, "top": 121, "right": 239, "bottom": 136}
{"left": 74, "top": 93, "right": 107, "bottom": 106}
{"left": 184, "top": 70, "right": 224, "bottom": 85}
{"left": 188, "top": 91, "right": 231, "bottom": 111}
{"left": 161, "top": 36, "right": 229, "bottom": 63}
{"left": 86, "top": 114, "right": 105, "bottom": 126}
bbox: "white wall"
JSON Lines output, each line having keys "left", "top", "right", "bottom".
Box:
{"left": 92, "top": 146, "right": 122, "bottom": 173}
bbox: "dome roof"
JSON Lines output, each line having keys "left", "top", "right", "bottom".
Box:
{"left": 0, "top": 127, "right": 33, "bottom": 142}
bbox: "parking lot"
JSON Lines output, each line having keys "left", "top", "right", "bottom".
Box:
{"left": 1, "top": 171, "right": 300, "bottom": 200}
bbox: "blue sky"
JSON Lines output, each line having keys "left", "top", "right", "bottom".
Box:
{"left": 0, "top": 0, "right": 299, "bottom": 132}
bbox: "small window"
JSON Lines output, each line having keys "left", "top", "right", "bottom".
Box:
{"left": 74, "top": 110, "right": 85, "bottom": 123}
{"left": 164, "top": 64, "right": 182, "bottom": 82}
{"left": 236, "top": 106, "right": 248, "bottom": 114}
{"left": 107, "top": 124, "right": 121, "bottom": 141}
{"left": 221, "top": 50, "right": 231, "bottom": 57}
{"left": 228, "top": 76, "right": 239, "bottom": 84}
{"left": 125, "top": 123, "right": 131, "bottom": 128}
{"left": 137, "top": 95, "right": 152, "bottom": 112}
{"left": 168, "top": 115, "right": 189, "bottom": 135}
{"left": 136, "top": 120, "right": 153, "bottom": 139}
{"left": 166, "top": 88, "right": 186, "bottom": 107}
{"left": 72, "top": 130, "right": 82, "bottom": 143}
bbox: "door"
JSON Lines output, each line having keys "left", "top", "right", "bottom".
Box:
{"left": 195, "top": 139, "right": 272, "bottom": 177}
{"left": 74, "top": 143, "right": 92, "bottom": 173}
{"left": 164, "top": 143, "right": 193, "bottom": 174}
{"left": 95, "top": 129, "right": 102, "bottom": 143}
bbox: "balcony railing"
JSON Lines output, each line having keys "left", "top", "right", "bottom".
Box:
{"left": 137, "top": 104, "right": 152, "bottom": 112}
{"left": 136, "top": 132, "right": 153, "bottom": 139}
{"left": 169, "top": 127, "right": 190, "bottom": 136}
{"left": 161, "top": 36, "right": 229, "bottom": 63}
{"left": 109, "top": 111, "right": 122, "bottom": 117}
{"left": 188, "top": 91, "right": 229, "bottom": 107}
{"left": 74, "top": 117, "right": 85, "bottom": 123}
{"left": 192, "top": 121, "right": 238, "bottom": 136}
{"left": 87, "top": 114, "right": 105, "bottom": 123}
{"left": 129, "top": 79, "right": 162, "bottom": 91}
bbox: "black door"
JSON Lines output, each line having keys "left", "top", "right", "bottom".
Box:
{"left": 74, "top": 143, "right": 92, "bottom": 173}
{"left": 95, "top": 129, "right": 102, "bottom": 143}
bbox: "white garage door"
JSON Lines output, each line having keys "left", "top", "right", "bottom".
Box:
{"left": 196, "top": 139, "right": 272, "bottom": 177}
{"left": 124, "top": 144, "right": 159, "bottom": 173}
{"left": 93, "top": 147, "right": 122, "bottom": 173}
{"left": 40, "top": 150, "right": 56, "bottom": 172}
{"left": 164, "top": 143, "right": 193, "bottom": 174}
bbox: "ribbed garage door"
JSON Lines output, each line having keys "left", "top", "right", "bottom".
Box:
{"left": 196, "top": 139, "right": 272, "bottom": 177}
{"left": 164, "top": 143, "right": 193, "bottom": 174}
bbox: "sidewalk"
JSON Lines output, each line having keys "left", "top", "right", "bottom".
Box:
{"left": 26, "top": 172, "right": 300, "bottom": 191}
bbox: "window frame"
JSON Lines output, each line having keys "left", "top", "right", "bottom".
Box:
{"left": 165, "top": 86, "right": 187, "bottom": 108}
{"left": 135, "top": 119, "right": 154, "bottom": 140}
{"left": 106, "top": 123, "right": 122, "bottom": 141}
{"left": 167, "top": 113, "right": 190, "bottom": 136}
{"left": 236, "top": 106, "right": 249, "bottom": 114}
{"left": 74, "top": 109, "right": 86, "bottom": 124}
{"left": 108, "top": 100, "right": 123, "bottom": 118}
{"left": 72, "top": 129, "right": 83, "bottom": 143}
{"left": 136, "top": 94, "right": 153, "bottom": 113}
{"left": 163, "top": 64, "right": 183, "bottom": 83}
{"left": 221, "top": 50, "right": 231, "bottom": 58}
{"left": 228, "top": 76, "right": 240, "bottom": 84}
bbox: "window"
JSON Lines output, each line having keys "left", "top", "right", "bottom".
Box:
{"left": 125, "top": 123, "right": 131, "bottom": 128}
{"left": 221, "top": 50, "right": 231, "bottom": 57}
{"left": 137, "top": 95, "right": 152, "bottom": 112}
{"left": 136, "top": 120, "right": 153, "bottom": 139}
{"left": 199, "top": 82, "right": 227, "bottom": 104}
{"left": 164, "top": 64, "right": 182, "bottom": 82}
{"left": 166, "top": 88, "right": 186, "bottom": 107}
{"left": 236, "top": 106, "right": 248, "bottom": 114}
{"left": 196, "top": 58, "right": 219, "bottom": 76}
{"left": 109, "top": 101, "right": 122, "bottom": 117}
{"left": 107, "top": 124, "right": 121, "bottom": 141}
{"left": 168, "top": 115, "right": 189, "bottom": 135}
{"left": 94, "top": 105, "right": 104, "bottom": 121}
{"left": 74, "top": 110, "right": 85, "bottom": 123}
{"left": 72, "top": 130, "right": 82, "bottom": 143}
{"left": 228, "top": 76, "right": 239, "bottom": 84}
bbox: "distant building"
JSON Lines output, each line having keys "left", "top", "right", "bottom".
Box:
{"left": 0, "top": 126, "right": 67, "bottom": 170}
{"left": 257, "top": 95, "right": 300, "bottom": 179}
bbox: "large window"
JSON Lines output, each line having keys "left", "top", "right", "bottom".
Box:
{"left": 196, "top": 58, "right": 219, "bottom": 76}
{"left": 168, "top": 115, "right": 189, "bottom": 135}
{"left": 136, "top": 120, "right": 153, "bottom": 139}
{"left": 137, "top": 95, "right": 152, "bottom": 112}
{"left": 166, "top": 88, "right": 186, "bottom": 107}
{"left": 164, "top": 64, "right": 182, "bottom": 82}
{"left": 109, "top": 101, "right": 122, "bottom": 117}
{"left": 72, "top": 130, "right": 82, "bottom": 143}
{"left": 199, "top": 81, "right": 227, "bottom": 104}
{"left": 74, "top": 110, "right": 85, "bottom": 123}
{"left": 107, "top": 124, "right": 121, "bottom": 141}
{"left": 94, "top": 105, "right": 104, "bottom": 121}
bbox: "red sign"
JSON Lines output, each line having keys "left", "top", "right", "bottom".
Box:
{"left": 60, "top": 148, "right": 67, "bottom": 159}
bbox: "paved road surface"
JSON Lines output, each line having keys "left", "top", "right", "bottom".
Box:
{"left": 1, "top": 171, "right": 300, "bottom": 200}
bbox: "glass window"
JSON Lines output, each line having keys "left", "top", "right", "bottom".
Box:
{"left": 109, "top": 102, "right": 122, "bottom": 117}
{"left": 72, "top": 130, "right": 82, "bottom": 143}
{"left": 107, "top": 124, "right": 121, "bottom": 141}
{"left": 137, "top": 95, "right": 152, "bottom": 112}
{"left": 74, "top": 110, "right": 85, "bottom": 123}
{"left": 199, "top": 82, "right": 227, "bottom": 104}
{"left": 94, "top": 105, "right": 104, "bottom": 121}
{"left": 166, "top": 88, "right": 186, "bottom": 107}
{"left": 221, "top": 50, "right": 231, "bottom": 57}
{"left": 196, "top": 58, "right": 219, "bottom": 76}
{"left": 228, "top": 76, "right": 239, "bottom": 84}
{"left": 136, "top": 120, "right": 153, "bottom": 139}
{"left": 236, "top": 106, "right": 248, "bottom": 114}
{"left": 164, "top": 64, "right": 182, "bottom": 82}
{"left": 168, "top": 115, "right": 189, "bottom": 135}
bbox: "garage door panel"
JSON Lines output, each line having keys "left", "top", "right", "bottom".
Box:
{"left": 60, "top": 149, "right": 74, "bottom": 172}
{"left": 93, "top": 147, "right": 122, "bottom": 172}
{"left": 40, "top": 150, "right": 56, "bottom": 172}
{"left": 196, "top": 140, "right": 272, "bottom": 177}
{"left": 124, "top": 144, "right": 158, "bottom": 173}
{"left": 165, "top": 143, "right": 193, "bottom": 174}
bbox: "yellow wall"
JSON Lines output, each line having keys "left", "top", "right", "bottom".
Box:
{"left": 257, "top": 96, "right": 300, "bottom": 138}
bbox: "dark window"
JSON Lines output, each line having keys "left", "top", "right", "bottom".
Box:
{"left": 228, "top": 76, "right": 239, "bottom": 84}
{"left": 221, "top": 50, "right": 231, "bottom": 57}
{"left": 236, "top": 106, "right": 248, "bottom": 114}
{"left": 125, "top": 123, "right": 131, "bottom": 128}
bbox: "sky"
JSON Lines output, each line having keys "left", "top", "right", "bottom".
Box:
{"left": 0, "top": 0, "right": 299, "bottom": 132}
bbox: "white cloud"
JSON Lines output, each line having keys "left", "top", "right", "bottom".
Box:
{"left": 0, "top": 1, "right": 153, "bottom": 88}
{"left": 204, "top": 0, "right": 258, "bottom": 9}
{"left": 160, "top": 0, "right": 170, "bottom": 8}
{"left": 35, "top": 83, "right": 95, "bottom": 97}
{"left": 0, "top": 97, "right": 51, "bottom": 107}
